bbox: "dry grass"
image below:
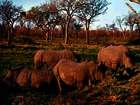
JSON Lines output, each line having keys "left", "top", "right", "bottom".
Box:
{"left": 0, "top": 42, "right": 140, "bottom": 105}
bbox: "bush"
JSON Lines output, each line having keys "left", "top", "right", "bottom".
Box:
{"left": 126, "top": 38, "right": 140, "bottom": 45}
{"left": 14, "top": 36, "right": 36, "bottom": 44}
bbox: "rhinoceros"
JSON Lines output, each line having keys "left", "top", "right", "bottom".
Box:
{"left": 98, "top": 45, "right": 134, "bottom": 71}
{"left": 34, "top": 49, "right": 75, "bottom": 70}
{"left": 53, "top": 59, "right": 104, "bottom": 93}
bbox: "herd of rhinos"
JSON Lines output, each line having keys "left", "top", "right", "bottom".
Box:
{"left": 4, "top": 45, "right": 136, "bottom": 94}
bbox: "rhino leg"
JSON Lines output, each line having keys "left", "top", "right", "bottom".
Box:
{"left": 54, "top": 70, "right": 62, "bottom": 94}
{"left": 77, "top": 82, "right": 84, "bottom": 91}
{"left": 56, "top": 76, "right": 62, "bottom": 94}
{"left": 88, "top": 79, "right": 92, "bottom": 87}
{"left": 34, "top": 61, "right": 40, "bottom": 69}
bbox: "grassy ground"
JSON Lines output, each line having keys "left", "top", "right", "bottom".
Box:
{"left": 0, "top": 42, "right": 140, "bottom": 105}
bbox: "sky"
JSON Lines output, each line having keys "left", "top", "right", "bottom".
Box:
{"left": 93, "top": 0, "right": 140, "bottom": 28}
{"left": 5, "top": 0, "right": 140, "bottom": 29}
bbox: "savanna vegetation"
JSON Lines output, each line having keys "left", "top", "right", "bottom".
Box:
{"left": 0, "top": 0, "right": 140, "bottom": 105}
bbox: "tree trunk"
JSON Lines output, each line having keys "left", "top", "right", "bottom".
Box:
{"left": 45, "top": 32, "right": 49, "bottom": 41}
{"left": 130, "top": 24, "right": 134, "bottom": 31}
{"left": 137, "top": 23, "right": 140, "bottom": 35}
{"left": 76, "top": 31, "right": 78, "bottom": 39}
{"left": 7, "top": 30, "right": 11, "bottom": 45}
{"left": 64, "top": 22, "right": 69, "bottom": 44}
{"left": 7, "top": 25, "right": 12, "bottom": 46}
{"left": 86, "top": 21, "right": 90, "bottom": 44}
{"left": 50, "top": 26, "right": 55, "bottom": 41}
{"left": 119, "top": 24, "right": 126, "bottom": 40}
{"left": 50, "top": 31, "right": 53, "bottom": 40}
{"left": 60, "top": 24, "right": 65, "bottom": 38}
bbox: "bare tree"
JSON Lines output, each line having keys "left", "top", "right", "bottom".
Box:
{"left": 125, "top": 13, "right": 137, "bottom": 31}
{"left": 0, "top": 0, "right": 22, "bottom": 45}
{"left": 116, "top": 16, "right": 128, "bottom": 39}
{"left": 126, "top": 1, "right": 140, "bottom": 34}
{"left": 129, "top": 0, "right": 140, "bottom": 4}
{"left": 77, "top": 0, "right": 109, "bottom": 44}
